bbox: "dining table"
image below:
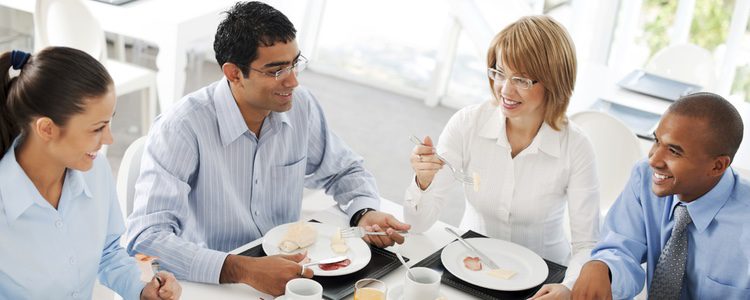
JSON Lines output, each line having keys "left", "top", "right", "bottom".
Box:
{"left": 177, "top": 198, "right": 555, "bottom": 300}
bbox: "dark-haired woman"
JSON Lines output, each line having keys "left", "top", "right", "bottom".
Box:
{"left": 0, "top": 47, "right": 181, "bottom": 300}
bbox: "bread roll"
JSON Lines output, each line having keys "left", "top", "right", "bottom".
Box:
{"left": 278, "top": 222, "right": 318, "bottom": 252}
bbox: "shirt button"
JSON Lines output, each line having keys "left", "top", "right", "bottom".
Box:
{"left": 72, "top": 291, "right": 79, "bottom": 298}
{"left": 55, "top": 220, "right": 63, "bottom": 228}
{"left": 254, "top": 179, "right": 258, "bottom": 184}
{"left": 69, "top": 257, "right": 75, "bottom": 265}
{"left": 254, "top": 210, "right": 260, "bottom": 216}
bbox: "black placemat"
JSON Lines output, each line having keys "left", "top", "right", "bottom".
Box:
{"left": 238, "top": 220, "right": 408, "bottom": 300}
{"left": 412, "top": 230, "right": 567, "bottom": 300}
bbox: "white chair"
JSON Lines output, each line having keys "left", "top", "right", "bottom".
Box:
{"left": 570, "top": 111, "right": 644, "bottom": 217}
{"left": 116, "top": 136, "right": 146, "bottom": 219}
{"left": 645, "top": 43, "right": 717, "bottom": 91}
{"left": 34, "top": 0, "right": 157, "bottom": 135}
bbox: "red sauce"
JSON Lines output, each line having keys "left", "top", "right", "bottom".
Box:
{"left": 319, "top": 259, "right": 351, "bottom": 271}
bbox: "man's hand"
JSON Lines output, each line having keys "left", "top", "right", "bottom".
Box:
{"left": 572, "top": 260, "right": 613, "bottom": 300}
{"left": 529, "top": 283, "right": 571, "bottom": 300}
{"left": 140, "top": 271, "right": 181, "bottom": 300}
{"left": 357, "top": 211, "right": 411, "bottom": 247}
{"left": 220, "top": 253, "right": 313, "bottom": 296}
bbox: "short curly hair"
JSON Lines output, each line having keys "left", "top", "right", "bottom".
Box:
{"left": 213, "top": 1, "right": 296, "bottom": 77}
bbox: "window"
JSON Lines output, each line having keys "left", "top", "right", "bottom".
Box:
{"left": 443, "top": 31, "right": 491, "bottom": 108}
{"left": 730, "top": 18, "right": 750, "bottom": 103}
{"left": 313, "top": 0, "right": 449, "bottom": 96}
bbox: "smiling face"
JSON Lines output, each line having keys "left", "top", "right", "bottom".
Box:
{"left": 47, "top": 86, "right": 116, "bottom": 171}
{"left": 233, "top": 40, "right": 301, "bottom": 114}
{"left": 493, "top": 62, "right": 547, "bottom": 121}
{"left": 648, "top": 112, "right": 723, "bottom": 202}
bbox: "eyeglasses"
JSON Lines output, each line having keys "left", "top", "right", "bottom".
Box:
{"left": 249, "top": 55, "right": 308, "bottom": 80}
{"left": 487, "top": 67, "right": 538, "bottom": 90}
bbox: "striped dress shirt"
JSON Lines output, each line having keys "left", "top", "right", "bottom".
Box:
{"left": 126, "top": 79, "right": 380, "bottom": 284}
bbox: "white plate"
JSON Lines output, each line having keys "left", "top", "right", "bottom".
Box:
{"left": 263, "top": 222, "right": 371, "bottom": 276}
{"left": 440, "top": 238, "right": 548, "bottom": 291}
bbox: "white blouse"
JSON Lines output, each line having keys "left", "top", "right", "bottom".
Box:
{"left": 404, "top": 101, "right": 600, "bottom": 288}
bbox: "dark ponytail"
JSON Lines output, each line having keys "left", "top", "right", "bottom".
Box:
{"left": 0, "top": 47, "right": 113, "bottom": 158}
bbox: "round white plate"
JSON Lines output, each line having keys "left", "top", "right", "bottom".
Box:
{"left": 440, "top": 238, "right": 548, "bottom": 291}
{"left": 263, "top": 222, "right": 371, "bottom": 276}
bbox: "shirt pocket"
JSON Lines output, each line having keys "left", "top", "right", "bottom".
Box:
{"left": 271, "top": 156, "right": 306, "bottom": 186}
{"left": 701, "top": 275, "right": 750, "bottom": 299}
{"left": 269, "top": 156, "right": 307, "bottom": 222}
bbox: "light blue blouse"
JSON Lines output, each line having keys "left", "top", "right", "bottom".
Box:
{"left": 0, "top": 137, "right": 145, "bottom": 300}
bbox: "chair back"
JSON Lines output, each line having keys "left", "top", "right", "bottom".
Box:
{"left": 116, "top": 136, "right": 146, "bottom": 219}
{"left": 645, "top": 43, "right": 716, "bottom": 90}
{"left": 34, "top": 0, "right": 107, "bottom": 61}
{"left": 570, "top": 111, "right": 644, "bottom": 216}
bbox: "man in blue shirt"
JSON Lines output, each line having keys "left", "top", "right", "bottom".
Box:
{"left": 572, "top": 92, "right": 749, "bottom": 299}
{"left": 125, "top": 1, "right": 410, "bottom": 296}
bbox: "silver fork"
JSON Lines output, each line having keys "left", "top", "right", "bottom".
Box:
{"left": 151, "top": 261, "right": 162, "bottom": 285}
{"left": 340, "top": 227, "right": 409, "bottom": 238}
{"left": 409, "top": 135, "right": 474, "bottom": 185}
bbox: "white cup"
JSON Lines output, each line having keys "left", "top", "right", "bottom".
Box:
{"left": 284, "top": 278, "right": 323, "bottom": 300}
{"left": 403, "top": 267, "right": 441, "bottom": 300}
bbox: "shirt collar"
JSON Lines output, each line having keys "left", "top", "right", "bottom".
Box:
{"left": 533, "top": 122, "right": 562, "bottom": 158}
{"left": 476, "top": 105, "right": 561, "bottom": 157}
{"left": 673, "top": 168, "right": 735, "bottom": 233}
{"left": 0, "top": 136, "right": 92, "bottom": 221}
{"left": 65, "top": 167, "right": 92, "bottom": 201}
{"left": 214, "top": 79, "right": 251, "bottom": 146}
{"left": 0, "top": 137, "right": 36, "bottom": 221}
{"left": 477, "top": 105, "right": 506, "bottom": 144}
{"left": 213, "top": 78, "right": 294, "bottom": 146}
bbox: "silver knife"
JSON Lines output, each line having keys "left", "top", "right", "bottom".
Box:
{"left": 445, "top": 227, "right": 500, "bottom": 269}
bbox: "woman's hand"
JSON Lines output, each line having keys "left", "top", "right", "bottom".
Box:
{"left": 410, "top": 136, "right": 444, "bottom": 190}
{"left": 529, "top": 283, "right": 571, "bottom": 300}
{"left": 141, "top": 271, "right": 181, "bottom": 300}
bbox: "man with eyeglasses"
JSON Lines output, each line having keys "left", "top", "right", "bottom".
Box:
{"left": 125, "top": 1, "right": 410, "bottom": 296}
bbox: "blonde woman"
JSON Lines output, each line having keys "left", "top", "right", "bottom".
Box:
{"left": 405, "top": 16, "right": 599, "bottom": 299}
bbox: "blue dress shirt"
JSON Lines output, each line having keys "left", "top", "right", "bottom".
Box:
{"left": 126, "top": 79, "right": 380, "bottom": 284}
{"left": 0, "top": 137, "right": 145, "bottom": 300}
{"left": 591, "top": 160, "right": 750, "bottom": 299}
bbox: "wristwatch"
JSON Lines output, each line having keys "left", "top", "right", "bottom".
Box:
{"left": 349, "top": 208, "right": 376, "bottom": 227}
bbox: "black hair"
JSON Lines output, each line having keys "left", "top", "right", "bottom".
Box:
{"left": 0, "top": 47, "right": 113, "bottom": 158}
{"left": 213, "top": 1, "right": 297, "bottom": 77}
{"left": 667, "top": 92, "right": 744, "bottom": 162}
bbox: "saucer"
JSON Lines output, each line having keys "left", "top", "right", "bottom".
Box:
{"left": 275, "top": 296, "right": 323, "bottom": 300}
{"left": 387, "top": 285, "right": 404, "bottom": 300}
{"left": 388, "top": 285, "right": 445, "bottom": 300}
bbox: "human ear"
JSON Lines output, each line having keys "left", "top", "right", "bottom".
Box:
{"left": 710, "top": 155, "right": 731, "bottom": 177}
{"left": 32, "top": 117, "right": 60, "bottom": 142}
{"left": 222, "top": 63, "right": 244, "bottom": 84}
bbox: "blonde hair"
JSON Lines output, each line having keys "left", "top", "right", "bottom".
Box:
{"left": 487, "top": 15, "right": 577, "bottom": 131}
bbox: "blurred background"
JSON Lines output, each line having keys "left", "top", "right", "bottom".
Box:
{"left": 1, "top": 0, "right": 749, "bottom": 227}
